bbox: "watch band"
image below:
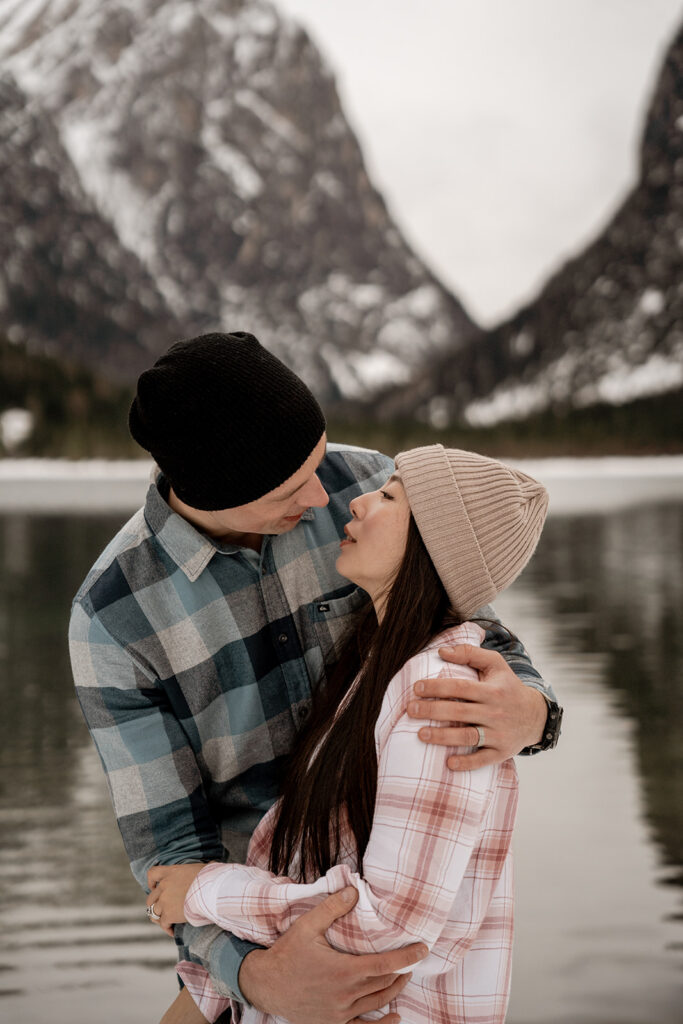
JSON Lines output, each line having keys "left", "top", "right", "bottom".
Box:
{"left": 523, "top": 696, "right": 563, "bottom": 755}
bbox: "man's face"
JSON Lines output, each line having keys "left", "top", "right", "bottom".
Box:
{"left": 204, "top": 434, "right": 329, "bottom": 538}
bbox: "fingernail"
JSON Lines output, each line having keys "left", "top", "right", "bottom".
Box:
{"left": 418, "top": 728, "right": 430, "bottom": 741}
{"left": 341, "top": 887, "right": 354, "bottom": 903}
{"left": 408, "top": 702, "right": 419, "bottom": 715}
{"left": 415, "top": 682, "right": 424, "bottom": 694}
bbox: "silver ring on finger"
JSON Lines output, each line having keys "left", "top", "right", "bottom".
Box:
{"left": 475, "top": 725, "right": 485, "bottom": 749}
{"left": 146, "top": 903, "right": 161, "bottom": 922}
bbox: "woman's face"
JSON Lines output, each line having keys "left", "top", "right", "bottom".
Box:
{"left": 336, "top": 472, "right": 411, "bottom": 607}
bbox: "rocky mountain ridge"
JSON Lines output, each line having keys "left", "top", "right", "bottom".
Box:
{"left": 0, "top": 0, "right": 474, "bottom": 399}
{"left": 0, "top": 72, "right": 182, "bottom": 382}
{"left": 368, "top": 21, "right": 683, "bottom": 427}
{"left": 1, "top": 0, "right": 680, "bottom": 430}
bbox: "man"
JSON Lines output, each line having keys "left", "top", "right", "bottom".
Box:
{"left": 69, "top": 332, "right": 561, "bottom": 1024}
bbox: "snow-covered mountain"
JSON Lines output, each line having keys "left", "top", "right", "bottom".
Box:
{"left": 0, "top": 72, "right": 182, "bottom": 380}
{"left": 0, "top": 0, "right": 474, "bottom": 398}
{"left": 371, "top": 21, "right": 683, "bottom": 427}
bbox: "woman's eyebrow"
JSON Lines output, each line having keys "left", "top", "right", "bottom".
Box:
{"left": 387, "top": 473, "right": 403, "bottom": 486}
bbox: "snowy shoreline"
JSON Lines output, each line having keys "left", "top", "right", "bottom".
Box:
{"left": 1, "top": 456, "right": 683, "bottom": 514}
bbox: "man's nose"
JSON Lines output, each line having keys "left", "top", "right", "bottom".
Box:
{"left": 300, "top": 473, "right": 329, "bottom": 508}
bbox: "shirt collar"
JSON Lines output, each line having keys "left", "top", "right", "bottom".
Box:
{"left": 143, "top": 473, "right": 219, "bottom": 581}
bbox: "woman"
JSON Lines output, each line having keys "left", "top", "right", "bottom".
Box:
{"left": 147, "top": 445, "right": 549, "bottom": 1024}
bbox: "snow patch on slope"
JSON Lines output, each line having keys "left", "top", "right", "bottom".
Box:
{"left": 61, "top": 119, "right": 159, "bottom": 267}
{"left": 576, "top": 350, "right": 683, "bottom": 406}
{"left": 201, "top": 122, "right": 263, "bottom": 199}
{"left": 466, "top": 342, "right": 683, "bottom": 426}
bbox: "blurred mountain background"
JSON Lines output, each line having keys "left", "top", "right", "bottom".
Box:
{"left": 0, "top": 0, "right": 681, "bottom": 458}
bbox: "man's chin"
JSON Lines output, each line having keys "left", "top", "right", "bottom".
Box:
{"left": 272, "top": 513, "right": 304, "bottom": 533}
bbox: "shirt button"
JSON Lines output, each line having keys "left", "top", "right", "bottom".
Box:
{"left": 278, "top": 633, "right": 288, "bottom": 644}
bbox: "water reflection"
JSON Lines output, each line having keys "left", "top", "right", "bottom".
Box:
{"left": 2, "top": 516, "right": 89, "bottom": 808}
{"left": 0, "top": 514, "right": 178, "bottom": 1023}
{"left": 525, "top": 507, "right": 683, "bottom": 890}
{"left": 0, "top": 502, "right": 682, "bottom": 1022}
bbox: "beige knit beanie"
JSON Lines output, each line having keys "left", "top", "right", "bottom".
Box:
{"left": 394, "top": 445, "right": 549, "bottom": 619}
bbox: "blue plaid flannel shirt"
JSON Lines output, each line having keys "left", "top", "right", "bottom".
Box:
{"left": 69, "top": 443, "right": 552, "bottom": 1002}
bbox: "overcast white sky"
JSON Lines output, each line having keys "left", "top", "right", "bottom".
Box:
{"left": 278, "top": 0, "right": 682, "bottom": 326}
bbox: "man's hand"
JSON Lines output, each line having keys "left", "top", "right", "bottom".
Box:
{"left": 239, "top": 886, "right": 427, "bottom": 1024}
{"left": 407, "top": 644, "right": 547, "bottom": 770}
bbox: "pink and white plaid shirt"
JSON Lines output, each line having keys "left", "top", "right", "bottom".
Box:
{"left": 178, "top": 623, "right": 518, "bottom": 1024}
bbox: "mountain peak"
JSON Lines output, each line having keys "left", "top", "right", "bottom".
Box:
{"left": 372, "top": 20, "right": 683, "bottom": 427}
{"left": 0, "top": 0, "right": 475, "bottom": 396}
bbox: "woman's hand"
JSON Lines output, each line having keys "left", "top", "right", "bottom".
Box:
{"left": 146, "top": 863, "right": 208, "bottom": 935}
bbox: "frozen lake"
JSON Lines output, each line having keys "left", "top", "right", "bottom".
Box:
{"left": 1, "top": 454, "right": 683, "bottom": 514}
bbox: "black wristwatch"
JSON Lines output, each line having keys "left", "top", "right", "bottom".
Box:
{"left": 523, "top": 697, "right": 563, "bottom": 755}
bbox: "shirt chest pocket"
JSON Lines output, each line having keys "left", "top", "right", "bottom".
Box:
{"left": 307, "top": 588, "right": 369, "bottom": 669}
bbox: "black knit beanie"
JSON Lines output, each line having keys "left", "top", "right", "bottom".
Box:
{"left": 129, "top": 331, "right": 326, "bottom": 510}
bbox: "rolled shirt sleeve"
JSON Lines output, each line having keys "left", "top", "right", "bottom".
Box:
{"left": 69, "top": 599, "right": 257, "bottom": 1001}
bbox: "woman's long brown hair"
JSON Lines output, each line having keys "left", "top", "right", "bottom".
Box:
{"left": 269, "top": 515, "right": 463, "bottom": 880}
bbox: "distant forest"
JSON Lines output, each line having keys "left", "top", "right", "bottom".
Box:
{"left": 1, "top": 334, "right": 681, "bottom": 459}
{"left": 0, "top": 334, "right": 137, "bottom": 458}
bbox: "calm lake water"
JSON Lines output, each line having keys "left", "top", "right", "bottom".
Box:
{"left": 1, "top": 463, "right": 682, "bottom": 1023}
